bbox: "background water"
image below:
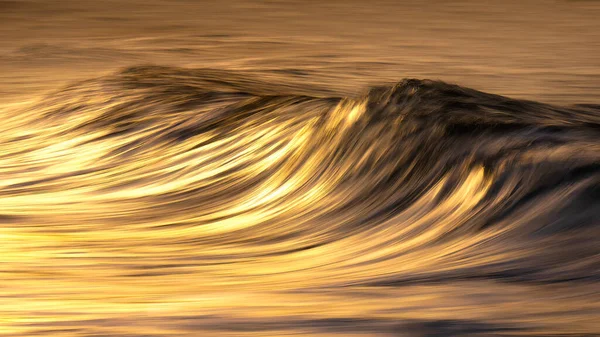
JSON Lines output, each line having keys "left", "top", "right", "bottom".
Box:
{"left": 1, "top": 0, "right": 600, "bottom": 105}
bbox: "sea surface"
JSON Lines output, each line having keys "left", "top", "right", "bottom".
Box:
{"left": 0, "top": 1, "right": 599, "bottom": 336}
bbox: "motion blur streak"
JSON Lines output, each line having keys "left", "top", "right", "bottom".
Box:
{"left": 0, "top": 65, "right": 598, "bottom": 336}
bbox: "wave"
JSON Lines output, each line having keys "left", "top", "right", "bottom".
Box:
{"left": 1, "top": 65, "right": 599, "bottom": 336}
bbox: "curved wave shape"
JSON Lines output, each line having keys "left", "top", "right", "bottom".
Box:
{"left": 0, "top": 65, "right": 599, "bottom": 336}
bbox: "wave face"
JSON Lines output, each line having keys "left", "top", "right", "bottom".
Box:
{"left": 1, "top": 66, "right": 599, "bottom": 336}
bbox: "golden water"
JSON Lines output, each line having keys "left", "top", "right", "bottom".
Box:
{"left": 0, "top": 1, "right": 599, "bottom": 336}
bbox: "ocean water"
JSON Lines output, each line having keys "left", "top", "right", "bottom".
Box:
{"left": 0, "top": 1, "right": 599, "bottom": 336}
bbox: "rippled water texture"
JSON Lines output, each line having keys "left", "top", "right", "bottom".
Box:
{"left": 0, "top": 1, "right": 599, "bottom": 336}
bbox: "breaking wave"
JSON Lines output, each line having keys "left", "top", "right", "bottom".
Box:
{"left": 1, "top": 66, "right": 599, "bottom": 336}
